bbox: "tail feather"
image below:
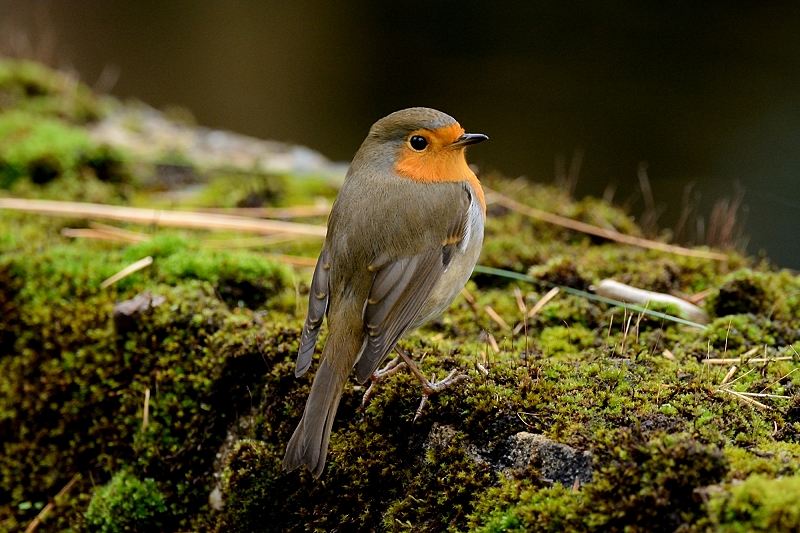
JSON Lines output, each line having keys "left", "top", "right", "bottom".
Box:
{"left": 282, "top": 356, "right": 347, "bottom": 478}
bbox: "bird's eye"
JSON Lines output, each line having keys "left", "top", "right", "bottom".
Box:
{"left": 409, "top": 135, "right": 428, "bottom": 151}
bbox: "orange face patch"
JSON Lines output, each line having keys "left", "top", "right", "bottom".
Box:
{"left": 394, "top": 123, "right": 485, "bottom": 214}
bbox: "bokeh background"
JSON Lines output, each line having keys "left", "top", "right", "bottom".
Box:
{"left": 1, "top": 1, "right": 799, "bottom": 267}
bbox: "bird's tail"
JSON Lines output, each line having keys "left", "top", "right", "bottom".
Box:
{"left": 282, "top": 348, "right": 350, "bottom": 478}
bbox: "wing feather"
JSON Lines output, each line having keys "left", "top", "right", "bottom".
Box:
{"left": 355, "top": 249, "right": 445, "bottom": 383}
{"left": 295, "top": 248, "right": 330, "bottom": 377}
{"left": 353, "top": 187, "right": 473, "bottom": 383}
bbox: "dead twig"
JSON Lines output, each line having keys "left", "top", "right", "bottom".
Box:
{"left": 513, "top": 287, "right": 560, "bottom": 334}
{"left": 717, "top": 388, "right": 770, "bottom": 410}
{"left": 0, "top": 198, "right": 327, "bottom": 237}
{"left": 484, "top": 188, "right": 727, "bottom": 260}
{"left": 24, "top": 473, "right": 81, "bottom": 533}
{"left": 142, "top": 388, "right": 151, "bottom": 434}
{"left": 703, "top": 356, "right": 792, "bottom": 365}
{"left": 90, "top": 222, "right": 151, "bottom": 242}
{"left": 460, "top": 287, "right": 480, "bottom": 312}
{"left": 720, "top": 365, "right": 738, "bottom": 387}
{"left": 262, "top": 253, "right": 318, "bottom": 268}
{"left": 195, "top": 203, "right": 331, "bottom": 219}
{"left": 202, "top": 234, "right": 303, "bottom": 249}
{"left": 687, "top": 287, "right": 715, "bottom": 305}
{"left": 527, "top": 287, "right": 560, "bottom": 319}
{"left": 484, "top": 305, "right": 510, "bottom": 330}
{"left": 100, "top": 256, "right": 153, "bottom": 289}
{"left": 62, "top": 222, "right": 151, "bottom": 243}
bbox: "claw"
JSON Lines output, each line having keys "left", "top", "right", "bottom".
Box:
{"left": 395, "top": 347, "right": 470, "bottom": 422}
{"left": 362, "top": 354, "right": 407, "bottom": 407}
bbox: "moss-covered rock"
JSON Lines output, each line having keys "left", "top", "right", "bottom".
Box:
{"left": 707, "top": 474, "right": 800, "bottom": 532}
{"left": 2, "top": 59, "right": 800, "bottom": 533}
{"left": 0, "top": 59, "right": 103, "bottom": 123}
{"left": 0, "top": 233, "right": 297, "bottom": 530}
{"left": 84, "top": 470, "right": 167, "bottom": 533}
{"left": 471, "top": 431, "right": 727, "bottom": 533}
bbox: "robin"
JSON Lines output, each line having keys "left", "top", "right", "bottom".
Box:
{"left": 283, "top": 107, "right": 488, "bottom": 478}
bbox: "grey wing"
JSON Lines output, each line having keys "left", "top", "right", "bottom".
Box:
{"left": 295, "top": 248, "right": 330, "bottom": 377}
{"left": 353, "top": 200, "right": 470, "bottom": 384}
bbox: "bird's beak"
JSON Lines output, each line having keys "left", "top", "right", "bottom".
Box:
{"left": 451, "top": 133, "right": 488, "bottom": 147}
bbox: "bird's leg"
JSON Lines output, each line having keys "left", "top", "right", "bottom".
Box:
{"left": 394, "top": 346, "right": 469, "bottom": 423}
{"left": 361, "top": 354, "right": 407, "bottom": 407}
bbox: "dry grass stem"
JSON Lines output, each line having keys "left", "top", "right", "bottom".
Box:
{"left": 516, "top": 412, "right": 535, "bottom": 429}
{"left": 727, "top": 391, "right": 790, "bottom": 399}
{"left": 741, "top": 347, "right": 760, "bottom": 358}
{"left": 485, "top": 188, "right": 727, "bottom": 260}
{"left": 717, "top": 388, "right": 770, "bottom": 410}
{"left": 196, "top": 203, "right": 331, "bottom": 218}
{"left": 24, "top": 473, "right": 81, "bottom": 533}
{"left": 262, "top": 254, "right": 318, "bottom": 268}
{"left": 527, "top": 287, "right": 560, "bottom": 318}
{"left": 488, "top": 333, "right": 501, "bottom": 355}
{"left": 514, "top": 286, "right": 527, "bottom": 315}
{"left": 90, "top": 222, "right": 151, "bottom": 242}
{"left": 634, "top": 302, "right": 649, "bottom": 344}
{"left": 662, "top": 349, "right": 676, "bottom": 360}
{"left": 100, "top": 256, "right": 153, "bottom": 289}
{"left": 62, "top": 228, "right": 127, "bottom": 242}
{"left": 762, "top": 368, "right": 800, "bottom": 393}
{"left": 605, "top": 316, "right": 614, "bottom": 351}
{"left": 142, "top": 387, "right": 150, "bottom": 434}
{"left": 724, "top": 320, "right": 732, "bottom": 358}
{"left": 512, "top": 286, "right": 530, "bottom": 352}
{"left": 688, "top": 287, "right": 715, "bottom": 304}
{"left": 63, "top": 223, "right": 151, "bottom": 244}
{"left": 723, "top": 367, "right": 756, "bottom": 388}
{"left": 620, "top": 313, "right": 633, "bottom": 355}
{"left": 460, "top": 287, "right": 479, "bottom": 311}
{"left": 0, "top": 198, "right": 328, "bottom": 237}
{"left": 720, "top": 365, "right": 738, "bottom": 386}
{"left": 484, "top": 305, "right": 510, "bottom": 330}
{"left": 203, "top": 234, "right": 302, "bottom": 249}
{"left": 702, "top": 356, "right": 793, "bottom": 365}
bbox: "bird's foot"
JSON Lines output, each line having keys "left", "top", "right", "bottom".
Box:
{"left": 361, "top": 354, "right": 407, "bottom": 407}
{"left": 412, "top": 369, "right": 469, "bottom": 423}
{"left": 394, "top": 347, "right": 469, "bottom": 423}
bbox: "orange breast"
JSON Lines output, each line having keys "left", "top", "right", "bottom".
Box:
{"left": 393, "top": 124, "right": 486, "bottom": 215}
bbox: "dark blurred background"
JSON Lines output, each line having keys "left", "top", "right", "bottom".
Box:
{"left": 1, "top": 1, "right": 799, "bottom": 267}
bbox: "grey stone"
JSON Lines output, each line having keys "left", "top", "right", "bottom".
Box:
{"left": 422, "top": 424, "right": 593, "bottom": 487}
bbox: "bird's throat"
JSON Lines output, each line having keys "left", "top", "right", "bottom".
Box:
{"left": 394, "top": 147, "right": 486, "bottom": 215}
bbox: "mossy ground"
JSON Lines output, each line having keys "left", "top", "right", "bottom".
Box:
{"left": 1, "top": 58, "right": 800, "bottom": 532}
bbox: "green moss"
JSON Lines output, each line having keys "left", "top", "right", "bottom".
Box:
{"left": 0, "top": 111, "right": 90, "bottom": 188}
{"left": 0, "top": 228, "right": 299, "bottom": 529}
{"left": 2, "top": 59, "right": 800, "bottom": 533}
{"left": 707, "top": 475, "right": 800, "bottom": 532}
{"left": 724, "top": 442, "right": 800, "bottom": 479}
{"left": 84, "top": 470, "right": 167, "bottom": 533}
{"left": 469, "top": 479, "right": 577, "bottom": 533}
{"left": 0, "top": 110, "right": 131, "bottom": 199}
{"left": 539, "top": 324, "right": 595, "bottom": 356}
{"left": 470, "top": 432, "right": 727, "bottom": 533}
{"left": 0, "top": 59, "right": 130, "bottom": 199}
{"left": 194, "top": 172, "right": 286, "bottom": 208}
{"left": 0, "top": 59, "right": 104, "bottom": 123}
